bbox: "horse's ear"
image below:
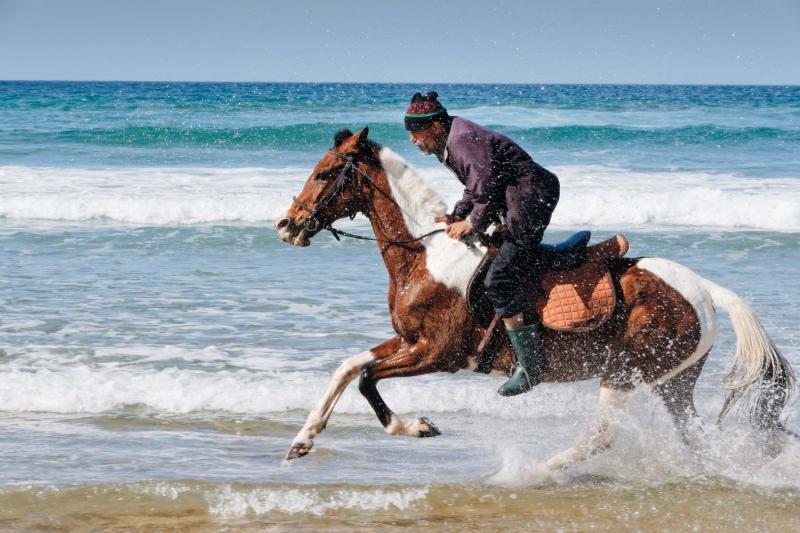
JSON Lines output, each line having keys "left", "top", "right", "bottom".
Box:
{"left": 333, "top": 129, "right": 354, "bottom": 148}
{"left": 356, "top": 127, "right": 369, "bottom": 146}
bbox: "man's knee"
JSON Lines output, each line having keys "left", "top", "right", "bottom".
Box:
{"left": 484, "top": 268, "right": 511, "bottom": 302}
{"left": 484, "top": 273, "right": 518, "bottom": 318}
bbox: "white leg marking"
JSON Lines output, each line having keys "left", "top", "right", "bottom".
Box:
{"left": 544, "top": 386, "right": 631, "bottom": 471}
{"left": 385, "top": 414, "right": 425, "bottom": 436}
{"left": 291, "top": 350, "right": 375, "bottom": 446}
{"left": 465, "top": 355, "right": 479, "bottom": 371}
{"left": 637, "top": 258, "right": 719, "bottom": 385}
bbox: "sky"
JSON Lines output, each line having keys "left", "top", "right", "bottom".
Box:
{"left": 0, "top": 0, "right": 798, "bottom": 84}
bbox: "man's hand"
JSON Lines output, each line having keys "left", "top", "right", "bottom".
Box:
{"left": 433, "top": 214, "right": 473, "bottom": 241}
{"left": 445, "top": 218, "right": 473, "bottom": 240}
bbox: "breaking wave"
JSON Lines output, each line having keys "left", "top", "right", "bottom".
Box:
{"left": 1, "top": 164, "right": 798, "bottom": 231}
{"left": 0, "top": 363, "right": 592, "bottom": 417}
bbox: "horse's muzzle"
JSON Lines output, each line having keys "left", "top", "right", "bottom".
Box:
{"left": 275, "top": 216, "right": 312, "bottom": 247}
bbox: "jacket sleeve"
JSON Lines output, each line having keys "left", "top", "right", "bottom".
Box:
{"left": 450, "top": 134, "right": 502, "bottom": 232}
{"left": 451, "top": 188, "right": 474, "bottom": 220}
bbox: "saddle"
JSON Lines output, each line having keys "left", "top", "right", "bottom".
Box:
{"left": 467, "top": 230, "right": 629, "bottom": 333}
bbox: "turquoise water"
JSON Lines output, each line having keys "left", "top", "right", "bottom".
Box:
{"left": 2, "top": 82, "right": 799, "bottom": 174}
{"left": 0, "top": 82, "right": 799, "bottom": 525}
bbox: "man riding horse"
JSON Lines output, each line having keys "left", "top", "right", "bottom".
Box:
{"left": 405, "top": 91, "right": 560, "bottom": 396}
{"left": 277, "top": 118, "right": 793, "bottom": 463}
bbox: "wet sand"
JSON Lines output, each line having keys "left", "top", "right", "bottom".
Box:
{"left": 3, "top": 481, "right": 799, "bottom": 532}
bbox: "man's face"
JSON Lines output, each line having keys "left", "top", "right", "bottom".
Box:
{"left": 409, "top": 122, "right": 445, "bottom": 155}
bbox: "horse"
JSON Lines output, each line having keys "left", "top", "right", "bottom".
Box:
{"left": 275, "top": 127, "right": 796, "bottom": 468}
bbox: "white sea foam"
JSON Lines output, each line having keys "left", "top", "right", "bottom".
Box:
{"left": 0, "top": 165, "right": 798, "bottom": 231}
{"left": 12, "top": 482, "right": 428, "bottom": 518}
{"left": 550, "top": 165, "right": 800, "bottom": 231}
{"left": 485, "top": 386, "right": 800, "bottom": 491}
{"left": 0, "top": 166, "right": 304, "bottom": 225}
{"left": 205, "top": 485, "right": 428, "bottom": 517}
{"left": 0, "top": 363, "right": 596, "bottom": 417}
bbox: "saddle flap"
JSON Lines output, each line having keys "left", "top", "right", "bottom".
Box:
{"left": 535, "top": 234, "right": 628, "bottom": 332}
{"left": 535, "top": 264, "right": 616, "bottom": 332}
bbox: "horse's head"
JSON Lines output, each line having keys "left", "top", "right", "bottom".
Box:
{"left": 276, "top": 127, "right": 376, "bottom": 247}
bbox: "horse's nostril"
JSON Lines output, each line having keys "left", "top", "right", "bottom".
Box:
{"left": 277, "top": 218, "right": 289, "bottom": 229}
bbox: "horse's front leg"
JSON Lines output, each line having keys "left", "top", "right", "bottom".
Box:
{"left": 284, "top": 337, "right": 401, "bottom": 460}
{"left": 358, "top": 339, "right": 443, "bottom": 438}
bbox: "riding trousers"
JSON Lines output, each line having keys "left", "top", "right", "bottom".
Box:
{"left": 484, "top": 228, "right": 549, "bottom": 318}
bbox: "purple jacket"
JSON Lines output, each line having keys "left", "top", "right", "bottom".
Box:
{"left": 444, "top": 117, "right": 559, "bottom": 239}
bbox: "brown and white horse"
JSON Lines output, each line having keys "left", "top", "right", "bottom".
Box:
{"left": 275, "top": 128, "right": 795, "bottom": 468}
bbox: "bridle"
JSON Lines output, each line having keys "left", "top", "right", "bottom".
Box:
{"left": 292, "top": 150, "right": 446, "bottom": 246}
{"left": 292, "top": 151, "right": 367, "bottom": 234}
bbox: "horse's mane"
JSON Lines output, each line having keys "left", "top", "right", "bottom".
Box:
{"left": 376, "top": 145, "right": 485, "bottom": 297}
{"left": 376, "top": 147, "right": 448, "bottom": 239}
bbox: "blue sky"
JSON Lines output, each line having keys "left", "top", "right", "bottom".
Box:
{"left": 1, "top": 0, "right": 798, "bottom": 84}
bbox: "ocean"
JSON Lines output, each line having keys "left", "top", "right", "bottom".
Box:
{"left": 1, "top": 81, "right": 799, "bottom": 530}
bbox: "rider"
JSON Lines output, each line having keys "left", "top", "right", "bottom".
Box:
{"left": 405, "top": 91, "right": 560, "bottom": 396}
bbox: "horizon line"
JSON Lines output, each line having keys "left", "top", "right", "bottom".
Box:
{"left": 1, "top": 79, "right": 799, "bottom": 88}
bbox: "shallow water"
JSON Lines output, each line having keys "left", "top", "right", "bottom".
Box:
{"left": 1, "top": 225, "right": 799, "bottom": 530}
{"left": 1, "top": 82, "right": 799, "bottom": 530}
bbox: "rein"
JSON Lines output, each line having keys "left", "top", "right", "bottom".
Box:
{"left": 292, "top": 150, "right": 445, "bottom": 246}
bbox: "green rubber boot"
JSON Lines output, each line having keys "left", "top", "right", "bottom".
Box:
{"left": 497, "top": 323, "right": 543, "bottom": 397}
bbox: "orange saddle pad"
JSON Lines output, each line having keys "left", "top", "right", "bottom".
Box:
{"left": 535, "top": 235, "right": 628, "bottom": 332}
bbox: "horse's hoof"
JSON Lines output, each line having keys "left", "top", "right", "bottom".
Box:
{"left": 418, "top": 417, "right": 441, "bottom": 438}
{"left": 284, "top": 441, "right": 312, "bottom": 460}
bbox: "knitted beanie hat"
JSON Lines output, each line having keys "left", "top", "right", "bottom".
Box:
{"left": 404, "top": 91, "right": 449, "bottom": 131}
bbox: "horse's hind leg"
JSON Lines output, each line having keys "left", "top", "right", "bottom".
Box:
{"left": 359, "top": 340, "right": 443, "bottom": 438}
{"left": 652, "top": 353, "right": 708, "bottom": 446}
{"left": 284, "top": 337, "right": 400, "bottom": 460}
{"left": 543, "top": 385, "right": 632, "bottom": 471}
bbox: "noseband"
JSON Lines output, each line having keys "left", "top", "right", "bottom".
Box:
{"left": 292, "top": 150, "right": 446, "bottom": 246}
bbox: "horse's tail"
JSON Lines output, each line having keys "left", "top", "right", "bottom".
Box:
{"left": 701, "top": 278, "right": 796, "bottom": 433}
